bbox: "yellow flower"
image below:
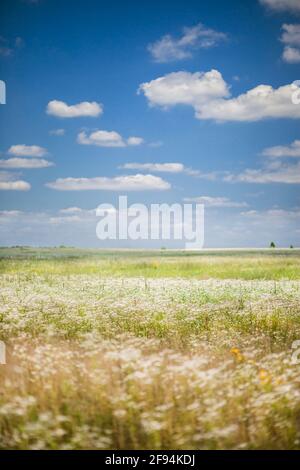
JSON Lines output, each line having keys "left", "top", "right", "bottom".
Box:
{"left": 230, "top": 347, "right": 244, "bottom": 362}
{"left": 230, "top": 347, "right": 240, "bottom": 355}
{"left": 259, "top": 369, "right": 271, "bottom": 384}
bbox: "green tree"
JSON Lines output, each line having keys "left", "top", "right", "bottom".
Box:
{"left": 270, "top": 241, "right": 276, "bottom": 248}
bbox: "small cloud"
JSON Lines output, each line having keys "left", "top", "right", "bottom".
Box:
{"left": 0, "top": 36, "right": 24, "bottom": 57}
{"left": 8, "top": 144, "right": 47, "bottom": 157}
{"left": 260, "top": 0, "right": 300, "bottom": 13}
{"left": 0, "top": 171, "right": 30, "bottom": 191}
{"left": 15, "top": 37, "right": 25, "bottom": 48}
{"left": 0, "top": 158, "right": 53, "bottom": 169}
{"left": 0, "top": 181, "right": 30, "bottom": 191}
{"left": 127, "top": 136, "right": 144, "bottom": 146}
{"left": 49, "top": 215, "right": 82, "bottom": 224}
{"left": 138, "top": 69, "right": 229, "bottom": 111}
{"left": 148, "top": 22, "right": 227, "bottom": 63}
{"left": 59, "top": 207, "right": 84, "bottom": 214}
{"left": 46, "top": 100, "right": 103, "bottom": 118}
{"left": 0, "top": 46, "right": 13, "bottom": 57}
{"left": 193, "top": 171, "right": 219, "bottom": 181}
{"left": 46, "top": 174, "right": 171, "bottom": 191}
{"left": 241, "top": 208, "right": 300, "bottom": 219}
{"left": 262, "top": 139, "right": 300, "bottom": 157}
{"left": 77, "top": 130, "right": 144, "bottom": 147}
{"left": 149, "top": 141, "right": 163, "bottom": 148}
{"left": 49, "top": 128, "right": 65, "bottom": 136}
{"left": 224, "top": 160, "right": 300, "bottom": 184}
{"left": 119, "top": 162, "right": 205, "bottom": 177}
{"left": 0, "top": 210, "right": 23, "bottom": 217}
{"left": 183, "top": 196, "right": 248, "bottom": 208}
{"left": 281, "top": 24, "right": 300, "bottom": 63}
{"left": 281, "top": 24, "right": 300, "bottom": 46}
{"left": 120, "top": 162, "right": 185, "bottom": 173}
{"left": 283, "top": 46, "right": 300, "bottom": 63}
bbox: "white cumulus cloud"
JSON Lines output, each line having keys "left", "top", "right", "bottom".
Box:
{"left": 198, "top": 83, "right": 300, "bottom": 121}
{"left": 0, "top": 171, "right": 30, "bottom": 190}
{"left": 8, "top": 144, "right": 47, "bottom": 157}
{"left": 0, "top": 158, "right": 53, "bottom": 169}
{"left": 138, "top": 70, "right": 229, "bottom": 109}
{"left": 46, "top": 174, "right": 170, "bottom": 191}
{"left": 46, "top": 100, "right": 103, "bottom": 118}
{"left": 0, "top": 181, "right": 30, "bottom": 190}
{"left": 77, "top": 130, "right": 144, "bottom": 147}
{"left": 139, "top": 69, "right": 300, "bottom": 121}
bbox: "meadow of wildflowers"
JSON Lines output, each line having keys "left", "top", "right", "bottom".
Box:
{"left": 0, "top": 251, "right": 300, "bottom": 449}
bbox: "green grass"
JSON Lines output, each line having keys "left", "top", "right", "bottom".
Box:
{"left": 0, "top": 248, "right": 299, "bottom": 279}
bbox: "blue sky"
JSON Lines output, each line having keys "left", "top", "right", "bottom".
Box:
{"left": 0, "top": 0, "right": 300, "bottom": 248}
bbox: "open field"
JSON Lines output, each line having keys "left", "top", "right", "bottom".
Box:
{"left": 1, "top": 248, "right": 300, "bottom": 449}
{"left": 1, "top": 247, "right": 300, "bottom": 280}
